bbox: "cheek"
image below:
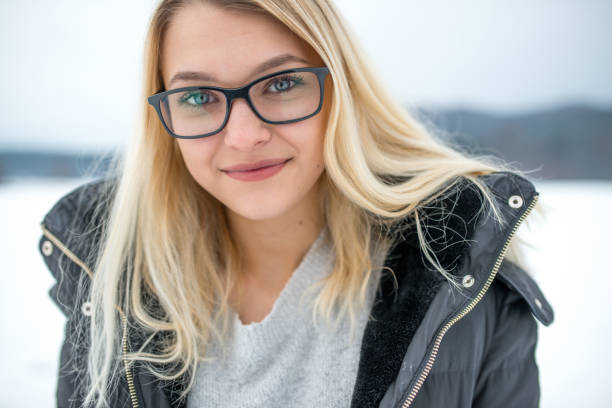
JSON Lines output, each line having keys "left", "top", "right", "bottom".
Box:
{"left": 281, "top": 123, "right": 326, "bottom": 201}
{"left": 176, "top": 138, "right": 219, "bottom": 185}
{"left": 302, "top": 113, "right": 327, "bottom": 169}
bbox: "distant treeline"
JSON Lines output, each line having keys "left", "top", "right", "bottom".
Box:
{"left": 416, "top": 105, "right": 612, "bottom": 180}
{"left": 0, "top": 151, "right": 113, "bottom": 181}
{"left": 1, "top": 105, "right": 610, "bottom": 181}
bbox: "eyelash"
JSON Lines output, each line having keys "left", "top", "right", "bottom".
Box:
{"left": 179, "top": 91, "right": 215, "bottom": 107}
{"left": 263, "top": 74, "right": 304, "bottom": 93}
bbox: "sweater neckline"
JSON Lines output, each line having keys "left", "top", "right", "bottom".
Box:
{"left": 230, "top": 225, "right": 333, "bottom": 331}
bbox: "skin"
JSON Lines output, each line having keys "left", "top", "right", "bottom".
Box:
{"left": 161, "top": 3, "right": 332, "bottom": 323}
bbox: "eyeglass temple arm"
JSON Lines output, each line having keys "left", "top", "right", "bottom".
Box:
{"left": 162, "top": 97, "right": 174, "bottom": 131}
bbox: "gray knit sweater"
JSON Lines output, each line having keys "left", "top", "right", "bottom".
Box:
{"left": 187, "top": 227, "right": 386, "bottom": 407}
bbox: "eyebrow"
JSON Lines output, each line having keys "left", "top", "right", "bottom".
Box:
{"left": 167, "top": 54, "right": 310, "bottom": 88}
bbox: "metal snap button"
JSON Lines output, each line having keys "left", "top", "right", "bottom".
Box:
{"left": 81, "top": 301, "right": 93, "bottom": 317}
{"left": 508, "top": 195, "right": 523, "bottom": 208}
{"left": 42, "top": 240, "right": 53, "bottom": 256}
{"left": 462, "top": 275, "right": 475, "bottom": 288}
{"left": 534, "top": 298, "right": 543, "bottom": 309}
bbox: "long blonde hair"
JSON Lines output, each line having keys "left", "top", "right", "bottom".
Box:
{"left": 84, "top": 0, "right": 535, "bottom": 406}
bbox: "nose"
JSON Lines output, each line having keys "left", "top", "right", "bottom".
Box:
{"left": 222, "top": 98, "right": 271, "bottom": 151}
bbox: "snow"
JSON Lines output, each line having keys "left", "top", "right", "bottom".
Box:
{"left": 0, "top": 179, "right": 84, "bottom": 408}
{"left": 0, "top": 178, "right": 610, "bottom": 407}
{"left": 523, "top": 181, "right": 612, "bottom": 407}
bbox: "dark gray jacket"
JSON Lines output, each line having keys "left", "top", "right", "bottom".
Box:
{"left": 39, "top": 171, "right": 554, "bottom": 408}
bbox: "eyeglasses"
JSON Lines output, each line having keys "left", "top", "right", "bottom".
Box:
{"left": 147, "top": 67, "right": 330, "bottom": 139}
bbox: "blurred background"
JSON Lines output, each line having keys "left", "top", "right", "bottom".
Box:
{"left": 0, "top": 0, "right": 610, "bottom": 406}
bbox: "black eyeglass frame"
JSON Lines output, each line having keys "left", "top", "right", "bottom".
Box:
{"left": 147, "top": 66, "right": 330, "bottom": 139}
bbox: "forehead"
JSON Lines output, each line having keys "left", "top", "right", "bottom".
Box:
{"left": 161, "top": 3, "right": 320, "bottom": 88}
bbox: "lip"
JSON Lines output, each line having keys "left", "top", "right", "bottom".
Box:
{"left": 221, "top": 158, "right": 292, "bottom": 172}
{"left": 222, "top": 158, "right": 291, "bottom": 182}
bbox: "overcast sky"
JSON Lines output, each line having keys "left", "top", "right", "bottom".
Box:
{"left": 1, "top": 0, "right": 610, "bottom": 152}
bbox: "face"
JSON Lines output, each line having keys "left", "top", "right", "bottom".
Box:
{"left": 160, "top": 3, "right": 330, "bottom": 222}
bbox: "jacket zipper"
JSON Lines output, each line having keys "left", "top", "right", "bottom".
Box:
{"left": 40, "top": 224, "right": 141, "bottom": 408}
{"left": 121, "top": 310, "right": 141, "bottom": 408}
{"left": 399, "top": 193, "right": 539, "bottom": 408}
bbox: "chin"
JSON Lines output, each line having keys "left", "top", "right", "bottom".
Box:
{"left": 225, "top": 198, "right": 294, "bottom": 222}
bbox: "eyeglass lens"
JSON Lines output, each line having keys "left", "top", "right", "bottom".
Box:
{"left": 160, "top": 71, "right": 322, "bottom": 137}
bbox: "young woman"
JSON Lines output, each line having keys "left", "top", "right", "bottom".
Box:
{"left": 39, "top": 1, "right": 554, "bottom": 407}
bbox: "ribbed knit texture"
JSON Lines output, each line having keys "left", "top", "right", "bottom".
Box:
{"left": 187, "top": 226, "right": 386, "bottom": 407}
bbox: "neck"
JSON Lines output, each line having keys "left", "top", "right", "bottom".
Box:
{"left": 226, "top": 181, "right": 325, "bottom": 292}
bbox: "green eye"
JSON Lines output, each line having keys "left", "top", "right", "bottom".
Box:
{"left": 180, "top": 91, "right": 214, "bottom": 106}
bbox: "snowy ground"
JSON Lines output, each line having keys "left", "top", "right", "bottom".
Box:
{"left": 0, "top": 178, "right": 610, "bottom": 407}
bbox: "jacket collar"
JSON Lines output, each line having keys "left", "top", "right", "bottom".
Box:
{"left": 350, "top": 171, "right": 550, "bottom": 407}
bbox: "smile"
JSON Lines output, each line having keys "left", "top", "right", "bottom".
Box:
{"left": 222, "top": 158, "right": 291, "bottom": 182}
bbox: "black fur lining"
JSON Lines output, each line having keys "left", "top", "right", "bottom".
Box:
{"left": 350, "top": 177, "right": 487, "bottom": 407}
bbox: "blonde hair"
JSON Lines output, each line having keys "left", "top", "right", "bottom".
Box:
{"left": 83, "top": 0, "right": 537, "bottom": 406}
